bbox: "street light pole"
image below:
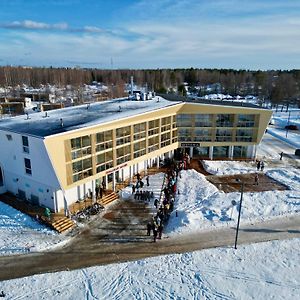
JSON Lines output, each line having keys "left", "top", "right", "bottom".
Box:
{"left": 234, "top": 181, "right": 244, "bottom": 249}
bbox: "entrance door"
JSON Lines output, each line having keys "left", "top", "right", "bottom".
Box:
{"left": 107, "top": 173, "right": 113, "bottom": 190}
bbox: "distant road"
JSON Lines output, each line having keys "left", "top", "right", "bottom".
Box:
{"left": 257, "top": 133, "right": 298, "bottom": 160}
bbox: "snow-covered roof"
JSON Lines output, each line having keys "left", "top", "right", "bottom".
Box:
{"left": 0, "top": 97, "right": 180, "bottom": 138}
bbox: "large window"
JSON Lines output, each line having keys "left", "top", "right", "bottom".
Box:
{"left": 72, "top": 158, "right": 93, "bottom": 182}
{"left": 148, "top": 136, "right": 159, "bottom": 153}
{"left": 148, "top": 119, "right": 159, "bottom": 136}
{"left": 161, "top": 116, "right": 171, "bottom": 132}
{"left": 193, "top": 129, "right": 212, "bottom": 142}
{"left": 22, "top": 136, "right": 29, "bottom": 153}
{"left": 71, "top": 135, "right": 91, "bottom": 160}
{"left": 116, "top": 126, "right": 131, "bottom": 145}
{"left": 116, "top": 145, "right": 131, "bottom": 165}
{"left": 178, "top": 128, "right": 193, "bottom": 141}
{"left": 216, "top": 114, "right": 234, "bottom": 127}
{"left": 24, "top": 158, "right": 32, "bottom": 175}
{"left": 172, "top": 129, "right": 178, "bottom": 143}
{"left": 236, "top": 129, "right": 253, "bottom": 142}
{"left": 96, "top": 130, "right": 113, "bottom": 152}
{"left": 233, "top": 146, "right": 248, "bottom": 158}
{"left": 134, "top": 140, "right": 146, "bottom": 158}
{"left": 176, "top": 114, "right": 193, "bottom": 127}
{"left": 134, "top": 122, "right": 146, "bottom": 140}
{"left": 237, "top": 114, "right": 256, "bottom": 127}
{"left": 96, "top": 150, "right": 113, "bottom": 173}
{"left": 161, "top": 132, "right": 171, "bottom": 147}
{"left": 213, "top": 146, "right": 229, "bottom": 158}
{"left": 71, "top": 135, "right": 91, "bottom": 149}
{"left": 194, "top": 114, "right": 213, "bottom": 127}
{"left": 194, "top": 147, "right": 209, "bottom": 157}
{"left": 215, "top": 129, "right": 233, "bottom": 142}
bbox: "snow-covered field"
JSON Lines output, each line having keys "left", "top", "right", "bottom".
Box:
{"left": 268, "top": 109, "right": 300, "bottom": 148}
{"left": 166, "top": 166, "right": 300, "bottom": 235}
{"left": 1, "top": 238, "right": 299, "bottom": 299}
{"left": 0, "top": 113, "right": 299, "bottom": 298}
{"left": 0, "top": 201, "right": 69, "bottom": 255}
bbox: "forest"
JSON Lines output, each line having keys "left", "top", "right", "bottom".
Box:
{"left": 0, "top": 66, "right": 299, "bottom": 105}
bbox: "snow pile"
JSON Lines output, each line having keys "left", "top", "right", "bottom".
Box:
{"left": 0, "top": 201, "right": 69, "bottom": 255}
{"left": 166, "top": 167, "right": 300, "bottom": 234}
{"left": 1, "top": 238, "right": 299, "bottom": 299}
{"left": 202, "top": 160, "right": 256, "bottom": 175}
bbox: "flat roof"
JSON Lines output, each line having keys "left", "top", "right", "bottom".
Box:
{"left": 0, "top": 97, "right": 180, "bottom": 138}
{"left": 159, "top": 93, "right": 267, "bottom": 109}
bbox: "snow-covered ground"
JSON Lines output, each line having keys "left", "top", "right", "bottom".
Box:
{"left": 1, "top": 238, "right": 299, "bottom": 299}
{"left": 166, "top": 166, "right": 300, "bottom": 235}
{"left": 0, "top": 201, "right": 69, "bottom": 255}
{"left": 0, "top": 112, "right": 299, "bottom": 298}
{"left": 268, "top": 109, "right": 300, "bottom": 148}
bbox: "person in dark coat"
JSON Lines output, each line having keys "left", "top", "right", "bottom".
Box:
{"left": 95, "top": 185, "right": 99, "bottom": 199}
{"left": 254, "top": 173, "right": 259, "bottom": 185}
{"left": 158, "top": 224, "right": 163, "bottom": 239}
{"left": 132, "top": 184, "right": 136, "bottom": 194}
{"left": 154, "top": 199, "right": 159, "bottom": 209}
{"left": 147, "top": 222, "right": 152, "bottom": 236}
{"left": 102, "top": 179, "right": 106, "bottom": 191}
{"left": 256, "top": 161, "right": 261, "bottom": 171}
{"left": 146, "top": 176, "right": 150, "bottom": 186}
{"left": 136, "top": 191, "right": 140, "bottom": 201}
{"left": 99, "top": 187, "right": 103, "bottom": 198}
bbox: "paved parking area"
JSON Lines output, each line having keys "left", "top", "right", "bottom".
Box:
{"left": 206, "top": 173, "right": 289, "bottom": 193}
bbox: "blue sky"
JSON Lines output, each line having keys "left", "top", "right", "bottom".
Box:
{"left": 0, "top": 0, "right": 300, "bottom": 69}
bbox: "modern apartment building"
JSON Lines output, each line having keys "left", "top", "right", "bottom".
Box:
{"left": 0, "top": 96, "right": 272, "bottom": 213}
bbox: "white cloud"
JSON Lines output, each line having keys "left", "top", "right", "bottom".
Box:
{"left": 1, "top": 20, "right": 105, "bottom": 33}
{"left": 83, "top": 26, "right": 104, "bottom": 33}
{"left": 3, "top": 20, "right": 68, "bottom": 31}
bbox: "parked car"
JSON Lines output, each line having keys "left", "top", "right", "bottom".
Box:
{"left": 295, "top": 149, "right": 300, "bottom": 156}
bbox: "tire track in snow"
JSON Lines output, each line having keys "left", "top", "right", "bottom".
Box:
{"left": 81, "top": 269, "right": 98, "bottom": 300}
{"left": 198, "top": 266, "right": 300, "bottom": 290}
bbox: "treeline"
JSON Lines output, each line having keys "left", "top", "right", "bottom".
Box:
{"left": 0, "top": 66, "right": 300, "bottom": 104}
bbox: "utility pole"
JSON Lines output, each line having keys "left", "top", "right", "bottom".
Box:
{"left": 285, "top": 110, "right": 291, "bottom": 138}
{"left": 234, "top": 179, "right": 244, "bottom": 249}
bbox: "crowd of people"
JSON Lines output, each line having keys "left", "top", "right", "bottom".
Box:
{"left": 142, "top": 154, "right": 191, "bottom": 242}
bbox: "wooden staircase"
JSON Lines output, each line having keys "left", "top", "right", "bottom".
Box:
{"left": 100, "top": 192, "right": 119, "bottom": 206}
{"left": 50, "top": 217, "right": 75, "bottom": 233}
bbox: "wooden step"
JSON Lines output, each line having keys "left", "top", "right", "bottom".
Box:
{"left": 55, "top": 222, "right": 75, "bottom": 233}
{"left": 100, "top": 192, "right": 119, "bottom": 206}
{"left": 51, "top": 217, "right": 75, "bottom": 233}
